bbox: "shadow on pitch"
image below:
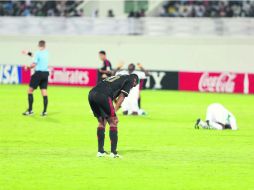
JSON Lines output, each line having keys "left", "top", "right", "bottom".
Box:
{"left": 120, "top": 149, "right": 151, "bottom": 154}
{"left": 28, "top": 112, "right": 61, "bottom": 123}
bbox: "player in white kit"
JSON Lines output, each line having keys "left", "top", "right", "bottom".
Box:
{"left": 115, "top": 63, "right": 149, "bottom": 115}
{"left": 195, "top": 103, "right": 238, "bottom": 130}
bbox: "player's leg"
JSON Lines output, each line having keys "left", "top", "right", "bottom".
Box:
{"left": 195, "top": 119, "right": 209, "bottom": 129}
{"left": 40, "top": 89, "right": 48, "bottom": 116}
{"left": 23, "top": 88, "right": 34, "bottom": 115}
{"left": 197, "top": 104, "right": 216, "bottom": 129}
{"left": 130, "top": 86, "right": 145, "bottom": 115}
{"left": 121, "top": 97, "right": 129, "bottom": 115}
{"left": 40, "top": 72, "right": 49, "bottom": 116}
{"left": 27, "top": 87, "right": 34, "bottom": 112}
{"left": 96, "top": 117, "right": 107, "bottom": 156}
{"left": 23, "top": 73, "right": 39, "bottom": 115}
{"left": 207, "top": 121, "right": 224, "bottom": 130}
{"left": 107, "top": 116, "right": 120, "bottom": 158}
{"left": 229, "top": 115, "right": 238, "bottom": 130}
{"left": 88, "top": 90, "right": 107, "bottom": 157}
{"left": 100, "top": 96, "right": 121, "bottom": 158}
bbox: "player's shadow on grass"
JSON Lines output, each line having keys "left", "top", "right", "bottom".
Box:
{"left": 29, "top": 113, "right": 61, "bottom": 124}
{"left": 120, "top": 149, "right": 150, "bottom": 154}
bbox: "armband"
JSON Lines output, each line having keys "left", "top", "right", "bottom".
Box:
{"left": 28, "top": 52, "right": 33, "bottom": 57}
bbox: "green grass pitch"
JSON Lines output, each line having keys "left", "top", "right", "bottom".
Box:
{"left": 0, "top": 85, "right": 254, "bottom": 190}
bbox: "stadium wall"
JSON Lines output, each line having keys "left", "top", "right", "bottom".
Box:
{"left": 1, "top": 35, "right": 254, "bottom": 73}
{"left": 1, "top": 33, "right": 254, "bottom": 94}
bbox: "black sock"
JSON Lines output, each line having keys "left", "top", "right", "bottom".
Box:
{"left": 110, "top": 127, "right": 118, "bottom": 154}
{"left": 97, "top": 127, "right": 105, "bottom": 153}
{"left": 138, "top": 97, "right": 141, "bottom": 108}
{"left": 43, "top": 96, "right": 48, "bottom": 112}
{"left": 28, "top": 94, "right": 33, "bottom": 111}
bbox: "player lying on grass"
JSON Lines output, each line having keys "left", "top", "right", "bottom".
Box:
{"left": 195, "top": 103, "right": 238, "bottom": 130}
{"left": 115, "top": 63, "right": 149, "bottom": 115}
{"left": 88, "top": 74, "right": 139, "bottom": 158}
{"left": 22, "top": 40, "right": 49, "bottom": 116}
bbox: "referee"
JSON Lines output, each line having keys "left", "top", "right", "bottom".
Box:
{"left": 22, "top": 40, "right": 49, "bottom": 116}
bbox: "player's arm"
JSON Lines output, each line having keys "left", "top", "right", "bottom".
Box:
{"left": 22, "top": 50, "right": 33, "bottom": 57}
{"left": 99, "top": 66, "right": 112, "bottom": 74}
{"left": 99, "top": 69, "right": 109, "bottom": 74}
{"left": 114, "top": 80, "right": 132, "bottom": 111}
{"left": 137, "top": 63, "right": 150, "bottom": 76}
{"left": 22, "top": 50, "right": 37, "bottom": 70}
{"left": 25, "top": 63, "right": 36, "bottom": 70}
{"left": 114, "top": 93, "right": 125, "bottom": 112}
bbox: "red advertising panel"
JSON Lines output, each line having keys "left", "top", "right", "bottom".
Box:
{"left": 179, "top": 72, "right": 253, "bottom": 94}
{"left": 249, "top": 74, "right": 254, "bottom": 94}
{"left": 21, "top": 66, "right": 31, "bottom": 84}
{"left": 48, "top": 67, "right": 97, "bottom": 87}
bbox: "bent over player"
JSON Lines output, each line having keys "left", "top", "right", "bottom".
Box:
{"left": 195, "top": 103, "right": 238, "bottom": 130}
{"left": 88, "top": 74, "right": 139, "bottom": 158}
{"left": 22, "top": 40, "right": 49, "bottom": 116}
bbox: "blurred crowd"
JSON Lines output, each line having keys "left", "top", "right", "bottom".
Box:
{"left": 128, "top": 9, "right": 146, "bottom": 18}
{"left": 0, "top": 1, "right": 83, "bottom": 17}
{"left": 160, "top": 0, "right": 254, "bottom": 17}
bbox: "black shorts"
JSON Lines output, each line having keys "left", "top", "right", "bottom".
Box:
{"left": 29, "top": 71, "right": 49, "bottom": 89}
{"left": 88, "top": 89, "right": 116, "bottom": 119}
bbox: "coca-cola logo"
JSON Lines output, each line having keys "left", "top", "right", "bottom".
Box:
{"left": 198, "top": 72, "right": 236, "bottom": 93}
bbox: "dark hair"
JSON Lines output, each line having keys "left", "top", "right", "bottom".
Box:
{"left": 99, "top": 50, "right": 106, "bottom": 55}
{"left": 38, "top": 40, "right": 46, "bottom": 47}
{"left": 128, "top": 63, "right": 135, "bottom": 70}
{"left": 129, "top": 73, "right": 139, "bottom": 84}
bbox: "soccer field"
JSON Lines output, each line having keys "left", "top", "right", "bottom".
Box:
{"left": 0, "top": 85, "right": 254, "bottom": 190}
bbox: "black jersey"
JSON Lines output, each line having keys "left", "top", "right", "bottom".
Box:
{"left": 92, "top": 75, "right": 133, "bottom": 100}
{"left": 101, "top": 59, "right": 112, "bottom": 77}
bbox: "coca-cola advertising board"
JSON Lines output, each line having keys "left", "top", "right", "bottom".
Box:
{"left": 48, "top": 67, "right": 97, "bottom": 87}
{"left": 179, "top": 72, "right": 254, "bottom": 94}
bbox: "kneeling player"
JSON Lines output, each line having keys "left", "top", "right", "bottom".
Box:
{"left": 195, "top": 103, "right": 238, "bottom": 130}
{"left": 88, "top": 74, "right": 139, "bottom": 158}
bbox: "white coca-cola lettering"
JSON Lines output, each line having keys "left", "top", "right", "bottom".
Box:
{"left": 198, "top": 72, "right": 236, "bottom": 93}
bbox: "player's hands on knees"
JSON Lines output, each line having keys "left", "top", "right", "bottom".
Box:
{"left": 114, "top": 116, "right": 119, "bottom": 124}
{"left": 111, "top": 116, "right": 119, "bottom": 125}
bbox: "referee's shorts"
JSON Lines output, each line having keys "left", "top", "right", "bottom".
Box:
{"left": 29, "top": 71, "right": 49, "bottom": 90}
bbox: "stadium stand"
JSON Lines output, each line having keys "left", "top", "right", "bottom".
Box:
{"left": 0, "top": 0, "right": 83, "bottom": 17}
{"left": 160, "top": 0, "right": 254, "bottom": 17}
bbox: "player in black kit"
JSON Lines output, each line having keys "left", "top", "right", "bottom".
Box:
{"left": 88, "top": 74, "right": 139, "bottom": 158}
{"left": 98, "top": 50, "right": 112, "bottom": 80}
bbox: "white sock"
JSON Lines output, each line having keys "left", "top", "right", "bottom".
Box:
{"left": 198, "top": 120, "right": 209, "bottom": 129}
